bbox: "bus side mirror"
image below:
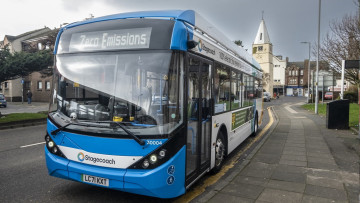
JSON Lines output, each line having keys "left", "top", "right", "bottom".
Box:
{"left": 187, "top": 40, "right": 198, "bottom": 49}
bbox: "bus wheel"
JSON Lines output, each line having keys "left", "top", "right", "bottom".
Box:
{"left": 212, "top": 132, "right": 226, "bottom": 173}
{"left": 251, "top": 114, "right": 258, "bottom": 136}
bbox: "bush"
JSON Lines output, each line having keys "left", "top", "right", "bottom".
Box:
{"left": 343, "top": 91, "right": 358, "bottom": 103}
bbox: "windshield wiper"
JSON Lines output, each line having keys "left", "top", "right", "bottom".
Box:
{"left": 51, "top": 122, "right": 76, "bottom": 136}
{"left": 79, "top": 120, "right": 145, "bottom": 146}
{"left": 110, "top": 122, "right": 145, "bottom": 146}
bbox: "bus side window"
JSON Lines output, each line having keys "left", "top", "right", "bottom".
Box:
{"left": 214, "top": 64, "right": 230, "bottom": 113}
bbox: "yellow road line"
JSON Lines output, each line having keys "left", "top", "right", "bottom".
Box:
{"left": 175, "top": 107, "right": 274, "bottom": 203}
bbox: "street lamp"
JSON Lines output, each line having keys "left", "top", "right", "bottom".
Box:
{"left": 315, "top": 0, "right": 322, "bottom": 114}
{"left": 301, "top": 42, "right": 311, "bottom": 103}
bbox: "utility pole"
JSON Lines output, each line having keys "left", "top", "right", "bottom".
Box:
{"left": 315, "top": 0, "right": 321, "bottom": 114}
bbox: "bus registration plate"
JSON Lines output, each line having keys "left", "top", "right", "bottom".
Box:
{"left": 82, "top": 174, "right": 109, "bottom": 187}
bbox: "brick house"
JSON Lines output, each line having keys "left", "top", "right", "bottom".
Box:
{"left": 285, "top": 60, "right": 331, "bottom": 97}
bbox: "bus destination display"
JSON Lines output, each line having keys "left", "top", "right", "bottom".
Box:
{"left": 69, "top": 27, "right": 152, "bottom": 52}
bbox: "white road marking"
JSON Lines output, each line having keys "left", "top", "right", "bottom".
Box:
{"left": 285, "top": 105, "right": 298, "bottom": 114}
{"left": 20, "top": 142, "right": 46, "bottom": 148}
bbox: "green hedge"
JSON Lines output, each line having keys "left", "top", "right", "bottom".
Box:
{"left": 343, "top": 91, "right": 358, "bottom": 103}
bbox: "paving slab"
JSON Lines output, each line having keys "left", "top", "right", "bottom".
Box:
{"left": 221, "top": 182, "right": 264, "bottom": 200}
{"left": 301, "top": 195, "right": 347, "bottom": 203}
{"left": 279, "top": 159, "right": 307, "bottom": 167}
{"left": 307, "top": 162, "right": 339, "bottom": 171}
{"left": 233, "top": 176, "right": 268, "bottom": 186}
{"left": 271, "top": 170, "right": 306, "bottom": 183}
{"left": 274, "top": 164, "right": 307, "bottom": 174}
{"left": 306, "top": 175, "right": 344, "bottom": 190}
{"left": 207, "top": 193, "right": 254, "bottom": 203}
{"left": 281, "top": 154, "right": 307, "bottom": 162}
{"left": 304, "top": 185, "right": 348, "bottom": 201}
{"left": 266, "top": 180, "right": 305, "bottom": 193}
{"left": 307, "top": 157, "right": 336, "bottom": 165}
{"left": 257, "top": 188, "right": 303, "bottom": 203}
{"left": 306, "top": 168, "right": 342, "bottom": 180}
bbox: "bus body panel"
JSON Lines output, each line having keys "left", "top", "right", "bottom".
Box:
{"left": 170, "top": 21, "right": 189, "bottom": 51}
{"left": 45, "top": 146, "right": 70, "bottom": 179}
{"left": 211, "top": 107, "right": 253, "bottom": 156}
{"left": 45, "top": 144, "right": 186, "bottom": 198}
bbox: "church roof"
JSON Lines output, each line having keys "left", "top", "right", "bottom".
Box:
{"left": 253, "top": 19, "right": 271, "bottom": 44}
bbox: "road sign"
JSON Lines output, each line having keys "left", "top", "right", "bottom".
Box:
{"left": 344, "top": 60, "right": 359, "bottom": 69}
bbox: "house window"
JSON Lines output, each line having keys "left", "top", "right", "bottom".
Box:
{"left": 300, "top": 79, "right": 303, "bottom": 84}
{"left": 289, "top": 71, "right": 291, "bottom": 76}
{"left": 260, "top": 33, "right": 263, "bottom": 40}
{"left": 37, "top": 81, "right": 43, "bottom": 90}
{"left": 38, "top": 43, "right": 43, "bottom": 50}
{"left": 295, "top": 71, "right": 298, "bottom": 76}
{"left": 300, "top": 70, "right": 304, "bottom": 75}
{"left": 45, "top": 81, "right": 51, "bottom": 90}
{"left": 258, "top": 46, "right": 263, "bottom": 51}
{"left": 4, "top": 82, "right": 8, "bottom": 89}
{"left": 24, "top": 81, "right": 31, "bottom": 89}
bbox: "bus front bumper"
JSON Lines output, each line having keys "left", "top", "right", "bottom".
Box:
{"left": 45, "top": 146, "right": 186, "bottom": 198}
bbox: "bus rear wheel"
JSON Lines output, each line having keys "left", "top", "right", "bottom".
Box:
{"left": 212, "top": 132, "right": 226, "bottom": 174}
{"left": 251, "top": 114, "right": 258, "bottom": 136}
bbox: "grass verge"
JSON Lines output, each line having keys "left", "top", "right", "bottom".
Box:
{"left": 302, "top": 103, "right": 359, "bottom": 127}
{"left": 0, "top": 112, "right": 47, "bottom": 124}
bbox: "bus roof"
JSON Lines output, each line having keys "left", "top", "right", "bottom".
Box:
{"left": 60, "top": 10, "right": 261, "bottom": 71}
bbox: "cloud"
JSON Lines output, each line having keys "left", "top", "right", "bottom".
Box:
{"left": 60, "top": 0, "right": 97, "bottom": 12}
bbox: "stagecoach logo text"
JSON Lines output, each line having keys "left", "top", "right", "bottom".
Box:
{"left": 219, "top": 52, "right": 240, "bottom": 68}
{"left": 197, "top": 39, "right": 215, "bottom": 55}
{"left": 77, "top": 152, "right": 115, "bottom": 165}
{"left": 69, "top": 28, "right": 152, "bottom": 52}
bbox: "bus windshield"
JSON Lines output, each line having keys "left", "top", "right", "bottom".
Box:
{"left": 49, "top": 50, "right": 184, "bottom": 135}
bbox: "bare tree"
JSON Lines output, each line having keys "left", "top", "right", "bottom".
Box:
{"left": 318, "top": 13, "right": 360, "bottom": 86}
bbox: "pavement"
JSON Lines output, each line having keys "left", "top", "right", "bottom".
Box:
{"left": 0, "top": 102, "right": 49, "bottom": 115}
{"left": 193, "top": 96, "right": 359, "bottom": 203}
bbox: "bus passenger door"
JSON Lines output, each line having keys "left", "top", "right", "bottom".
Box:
{"left": 186, "top": 54, "right": 212, "bottom": 187}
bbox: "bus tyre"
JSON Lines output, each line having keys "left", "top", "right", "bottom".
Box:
{"left": 251, "top": 114, "right": 258, "bottom": 137}
{"left": 212, "top": 132, "right": 226, "bottom": 174}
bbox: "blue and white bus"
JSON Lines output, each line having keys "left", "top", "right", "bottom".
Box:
{"left": 45, "top": 10, "right": 263, "bottom": 198}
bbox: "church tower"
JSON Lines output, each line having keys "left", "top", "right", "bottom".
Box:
{"left": 252, "top": 18, "right": 274, "bottom": 95}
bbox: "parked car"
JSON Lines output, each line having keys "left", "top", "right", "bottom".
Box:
{"left": 324, "top": 92, "right": 333, "bottom": 100}
{"left": 263, "top": 92, "right": 271, "bottom": 102}
{"left": 0, "top": 94, "right": 7, "bottom": 108}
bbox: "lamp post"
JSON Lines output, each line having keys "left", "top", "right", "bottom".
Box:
{"left": 315, "top": 0, "right": 321, "bottom": 114}
{"left": 301, "top": 42, "right": 311, "bottom": 103}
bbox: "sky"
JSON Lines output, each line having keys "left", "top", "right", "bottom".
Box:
{"left": 0, "top": 0, "right": 357, "bottom": 61}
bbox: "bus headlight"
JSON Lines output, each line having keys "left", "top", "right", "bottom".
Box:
{"left": 149, "top": 154, "right": 157, "bottom": 164}
{"left": 48, "top": 141, "right": 54, "bottom": 148}
{"left": 142, "top": 159, "right": 150, "bottom": 169}
{"left": 45, "top": 133, "right": 66, "bottom": 159}
{"left": 159, "top": 149, "right": 166, "bottom": 159}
